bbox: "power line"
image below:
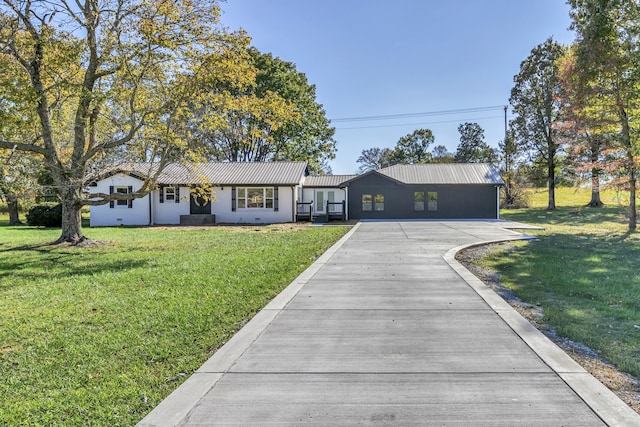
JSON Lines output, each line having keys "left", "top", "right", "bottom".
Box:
{"left": 331, "top": 105, "right": 506, "bottom": 123}
{"left": 335, "top": 115, "right": 504, "bottom": 130}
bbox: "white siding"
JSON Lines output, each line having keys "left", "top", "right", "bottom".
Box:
{"left": 89, "top": 174, "right": 150, "bottom": 226}
{"left": 152, "top": 186, "right": 190, "bottom": 224}
{"left": 91, "top": 180, "right": 302, "bottom": 226}
{"left": 301, "top": 187, "right": 347, "bottom": 214}
{"left": 212, "top": 186, "right": 297, "bottom": 224}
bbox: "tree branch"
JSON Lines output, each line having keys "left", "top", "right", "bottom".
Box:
{"left": 0, "top": 140, "right": 48, "bottom": 156}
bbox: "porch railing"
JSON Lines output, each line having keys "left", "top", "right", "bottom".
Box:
{"left": 326, "top": 200, "right": 346, "bottom": 220}
{"left": 296, "top": 201, "right": 313, "bottom": 221}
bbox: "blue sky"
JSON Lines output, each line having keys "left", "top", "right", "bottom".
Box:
{"left": 220, "top": 1, "right": 575, "bottom": 174}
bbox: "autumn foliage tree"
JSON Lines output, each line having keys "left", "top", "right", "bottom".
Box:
{"left": 0, "top": 0, "right": 252, "bottom": 243}
{"left": 568, "top": 0, "right": 640, "bottom": 229}
{"left": 189, "top": 48, "right": 336, "bottom": 174}
{"left": 510, "top": 38, "right": 566, "bottom": 210}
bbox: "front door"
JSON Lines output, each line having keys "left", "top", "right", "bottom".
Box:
{"left": 190, "top": 193, "right": 211, "bottom": 215}
{"left": 315, "top": 190, "right": 335, "bottom": 214}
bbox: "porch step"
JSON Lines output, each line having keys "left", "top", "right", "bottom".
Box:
{"left": 180, "top": 214, "right": 216, "bottom": 226}
{"left": 312, "top": 214, "right": 328, "bottom": 223}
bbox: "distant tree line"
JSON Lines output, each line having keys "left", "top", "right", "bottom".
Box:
{"left": 358, "top": 0, "right": 640, "bottom": 230}
{"left": 356, "top": 123, "right": 497, "bottom": 174}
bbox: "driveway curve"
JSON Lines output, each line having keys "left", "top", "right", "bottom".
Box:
{"left": 139, "top": 221, "right": 639, "bottom": 426}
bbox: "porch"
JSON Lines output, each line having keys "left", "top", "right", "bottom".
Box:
{"left": 296, "top": 200, "right": 346, "bottom": 223}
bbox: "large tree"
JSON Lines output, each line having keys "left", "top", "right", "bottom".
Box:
{"left": 392, "top": 128, "right": 434, "bottom": 164}
{"left": 510, "top": 38, "right": 566, "bottom": 210}
{"left": 557, "top": 47, "right": 613, "bottom": 208}
{"left": 454, "top": 122, "right": 496, "bottom": 163}
{"left": 191, "top": 48, "right": 336, "bottom": 174}
{"left": 356, "top": 147, "right": 395, "bottom": 173}
{"left": 569, "top": 0, "right": 640, "bottom": 228}
{"left": 0, "top": 0, "right": 251, "bottom": 243}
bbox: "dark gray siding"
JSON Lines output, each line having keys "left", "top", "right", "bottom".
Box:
{"left": 347, "top": 173, "right": 499, "bottom": 220}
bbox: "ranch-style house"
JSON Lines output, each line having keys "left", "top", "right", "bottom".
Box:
{"left": 89, "top": 162, "right": 504, "bottom": 226}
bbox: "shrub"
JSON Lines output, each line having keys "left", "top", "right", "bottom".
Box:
{"left": 501, "top": 186, "right": 530, "bottom": 209}
{"left": 26, "top": 203, "right": 63, "bottom": 227}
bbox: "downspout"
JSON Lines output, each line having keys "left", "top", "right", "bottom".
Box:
{"left": 148, "top": 189, "right": 153, "bottom": 225}
{"left": 292, "top": 186, "right": 295, "bottom": 222}
{"left": 344, "top": 186, "right": 349, "bottom": 220}
{"left": 496, "top": 185, "right": 500, "bottom": 220}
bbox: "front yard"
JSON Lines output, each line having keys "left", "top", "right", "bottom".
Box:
{"left": 0, "top": 223, "right": 349, "bottom": 426}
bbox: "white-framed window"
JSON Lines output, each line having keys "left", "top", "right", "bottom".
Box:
{"left": 237, "top": 187, "right": 274, "bottom": 209}
{"left": 115, "top": 186, "right": 129, "bottom": 206}
{"left": 164, "top": 186, "right": 176, "bottom": 201}
{"left": 316, "top": 190, "right": 324, "bottom": 212}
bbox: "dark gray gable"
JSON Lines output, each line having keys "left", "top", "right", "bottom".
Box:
{"left": 341, "top": 169, "right": 404, "bottom": 187}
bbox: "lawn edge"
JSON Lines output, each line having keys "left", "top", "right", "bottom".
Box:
{"left": 136, "top": 223, "right": 361, "bottom": 427}
{"left": 444, "top": 237, "right": 640, "bottom": 427}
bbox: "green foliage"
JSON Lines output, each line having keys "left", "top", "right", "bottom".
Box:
{"left": 356, "top": 147, "right": 396, "bottom": 172}
{"left": 356, "top": 128, "right": 436, "bottom": 172}
{"left": 510, "top": 37, "right": 566, "bottom": 210}
{"left": 454, "top": 122, "right": 496, "bottom": 163}
{"left": 568, "top": 0, "right": 640, "bottom": 228}
{"left": 0, "top": 0, "right": 253, "bottom": 242}
{"left": 430, "top": 145, "right": 454, "bottom": 163}
{"left": 392, "top": 128, "right": 434, "bottom": 164}
{"left": 190, "top": 48, "right": 336, "bottom": 173}
{"left": 25, "top": 203, "right": 62, "bottom": 227}
{"left": 0, "top": 224, "right": 349, "bottom": 425}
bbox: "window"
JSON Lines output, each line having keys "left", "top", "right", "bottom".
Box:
{"left": 362, "top": 194, "right": 372, "bottom": 211}
{"left": 316, "top": 190, "right": 324, "bottom": 212}
{"left": 414, "top": 192, "right": 424, "bottom": 211}
{"left": 327, "top": 191, "right": 336, "bottom": 212}
{"left": 164, "top": 186, "right": 176, "bottom": 201}
{"left": 237, "top": 187, "right": 274, "bottom": 209}
{"left": 116, "top": 186, "right": 129, "bottom": 206}
{"left": 374, "top": 194, "right": 384, "bottom": 211}
{"left": 428, "top": 192, "right": 438, "bottom": 211}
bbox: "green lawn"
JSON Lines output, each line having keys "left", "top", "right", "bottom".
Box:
{"left": 0, "top": 223, "right": 349, "bottom": 426}
{"left": 481, "top": 187, "right": 640, "bottom": 377}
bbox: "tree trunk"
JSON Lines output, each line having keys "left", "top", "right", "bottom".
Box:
{"left": 620, "top": 107, "right": 636, "bottom": 229}
{"left": 587, "top": 169, "right": 604, "bottom": 207}
{"left": 587, "top": 140, "right": 603, "bottom": 208}
{"left": 7, "top": 194, "right": 23, "bottom": 225}
{"left": 547, "top": 151, "right": 556, "bottom": 210}
{"left": 56, "top": 185, "right": 86, "bottom": 244}
{"left": 629, "top": 167, "right": 637, "bottom": 230}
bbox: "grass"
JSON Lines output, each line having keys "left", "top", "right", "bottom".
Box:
{"left": 0, "top": 223, "right": 349, "bottom": 426}
{"left": 480, "top": 187, "right": 640, "bottom": 377}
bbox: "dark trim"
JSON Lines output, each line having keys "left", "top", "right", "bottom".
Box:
{"left": 231, "top": 187, "right": 236, "bottom": 211}
{"left": 127, "top": 186, "right": 133, "bottom": 208}
{"left": 159, "top": 185, "right": 164, "bottom": 203}
{"left": 274, "top": 187, "right": 279, "bottom": 212}
{"left": 175, "top": 187, "right": 180, "bottom": 203}
{"left": 109, "top": 186, "right": 114, "bottom": 208}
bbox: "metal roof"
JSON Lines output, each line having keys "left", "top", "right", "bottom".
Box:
{"left": 303, "top": 175, "right": 358, "bottom": 187}
{"left": 376, "top": 163, "right": 504, "bottom": 185}
{"left": 156, "top": 162, "right": 309, "bottom": 185}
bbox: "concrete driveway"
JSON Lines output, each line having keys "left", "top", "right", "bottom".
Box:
{"left": 138, "top": 221, "right": 640, "bottom": 426}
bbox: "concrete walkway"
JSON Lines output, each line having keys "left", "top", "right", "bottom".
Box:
{"left": 138, "top": 221, "right": 640, "bottom": 426}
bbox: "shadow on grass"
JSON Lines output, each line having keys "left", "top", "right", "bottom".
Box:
{"left": 503, "top": 205, "right": 631, "bottom": 227}
{"left": 486, "top": 228, "right": 640, "bottom": 376}
{"left": 0, "top": 241, "right": 152, "bottom": 291}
